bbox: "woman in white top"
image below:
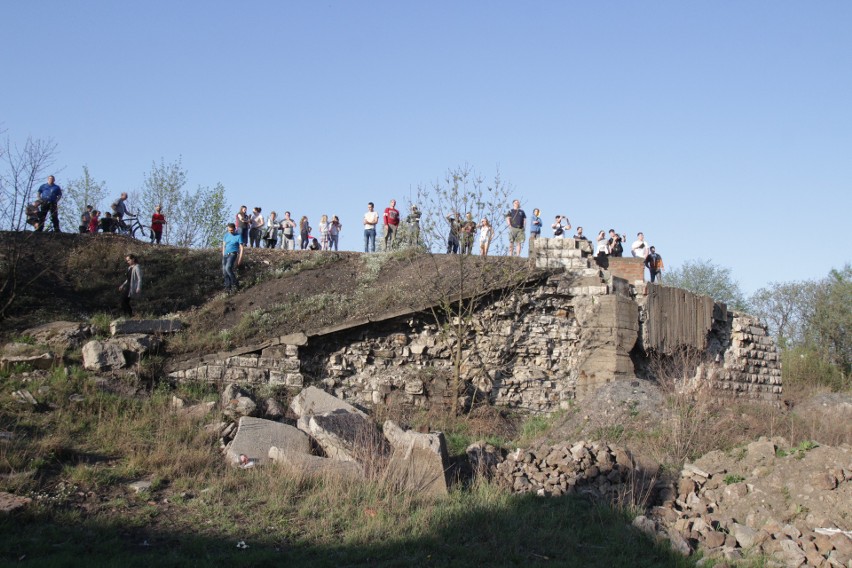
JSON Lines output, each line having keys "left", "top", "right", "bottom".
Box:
{"left": 319, "top": 214, "right": 330, "bottom": 250}
{"left": 595, "top": 230, "right": 609, "bottom": 258}
{"left": 249, "top": 207, "right": 265, "bottom": 248}
{"left": 479, "top": 218, "right": 492, "bottom": 256}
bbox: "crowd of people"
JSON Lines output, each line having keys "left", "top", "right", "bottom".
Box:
{"left": 21, "top": 176, "right": 665, "bottom": 295}
{"left": 220, "top": 197, "right": 665, "bottom": 292}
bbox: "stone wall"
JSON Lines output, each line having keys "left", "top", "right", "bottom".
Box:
{"left": 169, "top": 238, "right": 782, "bottom": 412}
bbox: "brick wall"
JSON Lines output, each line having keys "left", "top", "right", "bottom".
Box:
{"left": 597, "top": 257, "right": 645, "bottom": 284}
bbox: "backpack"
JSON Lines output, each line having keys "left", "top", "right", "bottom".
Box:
{"left": 554, "top": 226, "right": 563, "bottom": 236}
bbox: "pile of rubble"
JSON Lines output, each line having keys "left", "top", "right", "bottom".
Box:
{"left": 493, "top": 440, "right": 652, "bottom": 499}
{"left": 207, "top": 385, "right": 451, "bottom": 496}
{"left": 640, "top": 438, "right": 852, "bottom": 567}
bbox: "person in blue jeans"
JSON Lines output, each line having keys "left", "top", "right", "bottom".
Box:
{"left": 222, "top": 223, "right": 244, "bottom": 294}
{"left": 363, "top": 202, "right": 378, "bottom": 252}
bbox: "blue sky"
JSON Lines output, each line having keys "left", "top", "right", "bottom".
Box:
{"left": 3, "top": 1, "right": 850, "bottom": 294}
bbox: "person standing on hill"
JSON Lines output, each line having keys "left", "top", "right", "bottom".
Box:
{"left": 222, "top": 223, "right": 244, "bottom": 294}
{"left": 363, "top": 202, "right": 378, "bottom": 252}
{"left": 280, "top": 211, "right": 296, "bottom": 250}
{"left": 235, "top": 205, "right": 250, "bottom": 246}
{"left": 644, "top": 246, "right": 664, "bottom": 283}
{"left": 119, "top": 254, "right": 142, "bottom": 316}
{"left": 631, "top": 232, "right": 648, "bottom": 258}
{"left": 505, "top": 200, "right": 526, "bottom": 256}
{"left": 150, "top": 205, "right": 166, "bottom": 244}
{"left": 80, "top": 205, "right": 93, "bottom": 234}
{"left": 383, "top": 199, "right": 400, "bottom": 251}
{"left": 249, "top": 207, "right": 264, "bottom": 248}
{"left": 530, "top": 208, "right": 542, "bottom": 242}
{"left": 36, "top": 175, "right": 63, "bottom": 232}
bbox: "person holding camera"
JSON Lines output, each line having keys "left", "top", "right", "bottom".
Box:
{"left": 551, "top": 215, "right": 570, "bottom": 238}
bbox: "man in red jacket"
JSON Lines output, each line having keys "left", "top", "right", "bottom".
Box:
{"left": 383, "top": 199, "right": 400, "bottom": 251}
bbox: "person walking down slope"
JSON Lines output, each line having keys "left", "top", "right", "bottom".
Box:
{"left": 222, "top": 223, "right": 244, "bottom": 294}
{"left": 37, "top": 175, "right": 63, "bottom": 232}
{"left": 119, "top": 254, "right": 142, "bottom": 317}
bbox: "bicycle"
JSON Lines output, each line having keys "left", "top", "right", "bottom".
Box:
{"left": 116, "top": 215, "right": 151, "bottom": 241}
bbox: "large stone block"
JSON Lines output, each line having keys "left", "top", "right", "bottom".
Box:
{"left": 303, "top": 409, "right": 387, "bottom": 463}
{"left": 82, "top": 340, "right": 127, "bottom": 371}
{"left": 225, "top": 417, "right": 311, "bottom": 466}
{"left": 110, "top": 319, "right": 183, "bottom": 336}
{"left": 289, "top": 386, "right": 366, "bottom": 419}
{"left": 383, "top": 420, "right": 449, "bottom": 496}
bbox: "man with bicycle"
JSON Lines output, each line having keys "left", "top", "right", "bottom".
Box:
{"left": 112, "top": 193, "right": 133, "bottom": 232}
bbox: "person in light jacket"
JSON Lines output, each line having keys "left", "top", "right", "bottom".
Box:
{"left": 119, "top": 254, "right": 142, "bottom": 316}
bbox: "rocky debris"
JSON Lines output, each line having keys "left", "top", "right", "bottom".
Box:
{"left": 171, "top": 397, "right": 215, "bottom": 419}
{"left": 12, "top": 389, "right": 39, "bottom": 406}
{"left": 466, "top": 440, "right": 503, "bottom": 479}
{"left": 289, "top": 386, "right": 367, "bottom": 421}
{"left": 22, "top": 321, "right": 91, "bottom": 350}
{"left": 263, "top": 397, "right": 285, "bottom": 420}
{"left": 225, "top": 417, "right": 311, "bottom": 467}
{"left": 301, "top": 409, "right": 386, "bottom": 463}
{"left": 128, "top": 480, "right": 152, "bottom": 494}
{"left": 383, "top": 420, "right": 449, "bottom": 496}
{"left": 110, "top": 319, "right": 183, "bottom": 336}
{"left": 0, "top": 491, "right": 32, "bottom": 513}
{"left": 81, "top": 340, "right": 127, "bottom": 371}
{"left": 493, "top": 439, "right": 652, "bottom": 499}
{"left": 0, "top": 343, "right": 57, "bottom": 371}
{"left": 81, "top": 334, "right": 162, "bottom": 372}
{"left": 112, "top": 334, "right": 162, "bottom": 361}
{"left": 646, "top": 437, "right": 852, "bottom": 564}
{"left": 221, "top": 383, "right": 258, "bottom": 419}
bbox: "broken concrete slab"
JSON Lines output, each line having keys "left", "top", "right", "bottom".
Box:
{"left": 225, "top": 416, "right": 311, "bottom": 467}
{"left": 22, "top": 321, "right": 91, "bottom": 350}
{"left": 110, "top": 319, "right": 183, "bottom": 336}
{"left": 269, "top": 446, "right": 363, "bottom": 478}
{"left": 383, "top": 420, "right": 449, "bottom": 496}
{"left": 289, "top": 386, "right": 367, "bottom": 419}
{"left": 302, "top": 409, "right": 386, "bottom": 463}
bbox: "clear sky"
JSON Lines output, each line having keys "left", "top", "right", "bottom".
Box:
{"left": 3, "top": 1, "right": 850, "bottom": 294}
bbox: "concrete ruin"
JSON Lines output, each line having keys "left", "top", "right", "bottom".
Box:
{"left": 169, "top": 238, "right": 782, "bottom": 413}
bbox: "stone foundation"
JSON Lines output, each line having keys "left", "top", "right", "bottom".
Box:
{"left": 169, "top": 239, "right": 782, "bottom": 412}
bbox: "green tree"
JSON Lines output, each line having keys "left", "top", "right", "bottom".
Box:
{"left": 139, "top": 158, "right": 228, "bottom": 247}
{"left": 664, "top": 259, "right": 749, "bottom": 311}
{"left": 171, "top": 182, "right": 229, "bottom": 248}
{"left": 63, "top": 165, "right": 108, "bottom": 231}
{"left": 808, "top": 264, "right": 851, "bottom": 376}
{"left": 749, "top": 280, "right": 816, "bottom": 348}
{"left": 140, "top": 157, "right": 187, "bottom": 244}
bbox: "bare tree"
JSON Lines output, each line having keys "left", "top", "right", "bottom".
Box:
{"left": 63, "top": 165, "right": 108, "bottom": 231}
{"left": 412, "top": 165, "right": 531, "bottom": 413}
{"left": 0, "top": 135, "right": 59, "bottom": 230}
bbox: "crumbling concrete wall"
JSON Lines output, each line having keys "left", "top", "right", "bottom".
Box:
{"left": 169, "top": 238, "right": 782, "bottom": 412}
